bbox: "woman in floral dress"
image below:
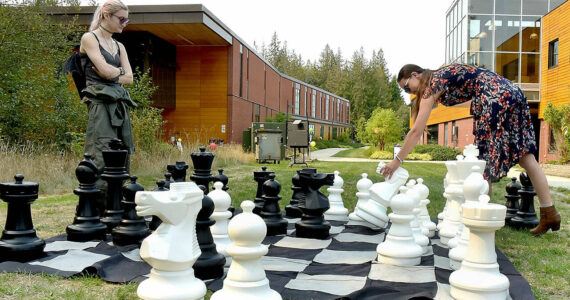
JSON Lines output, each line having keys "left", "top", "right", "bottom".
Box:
{"left": 379, "top": 64, "right": 560, "bottom": 235}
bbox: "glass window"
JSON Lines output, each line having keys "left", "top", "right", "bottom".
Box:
{"left": 254, "top": 104, "right": 260, "bottom": 122}
{"left": 295, "top": 84, "right": 300, "bottom": 115}
{"left": 524, "top": 90, "right": 539, "bottom": 100}
{"left": 496, "top": 52, "right": 520, "bottom": 82}
{"left": 444, "top": 123, "right": 449, "bottom": 146}
{"left": 462, "top": 0, "right": 469, "bottom": 16}
{"left": 550, "top": 0, "right": 566, "bottom": 12}
{"left": 337, "top": 100, "right": 340, "bottom": 121}
{"left": 452, "top": 28, "right": 456, "bottom": 60}
{"left": 427, "top": 125, "right": 438, "bottom": 144}
{"left": 446, "top": 35, "right": 450, "bottom": 63}
{"left": 521, "top": 54, "right": 539, "bottom": 83}
{"left": 447, "top": 13, "right": 452, "bottom": 33}
{"left": 326, "top": 95, "right": 329, "bottom": 120}
{"left": 495, "top": 16, "right": 521, "bottom": 52}
{"left": 496, "top": 0, "right": 521, "bottom": 14}
{"left": 469, "top": 15, "right": 493, "bottom": 51}
{"left": 523, "top": 0, "right": 547, "bottom": 15}
{"left": 461, "top": 18, "right": 468, "bottom": 56}
{"left": 452, "top": 5, "right": 456, "bottom": 28}
{"left": 548, "top": 39, "right": 559, "bottom": 68}
{"left": 312, "top": 92, "right": 316, "bottom": 118}
{"left": 469, "top": 0, "right": 494, "bottom": 14}
{"left": 468, "top": 51, "right": 493, "bottom": 69}
{"left": 522, "top": 17, "right": 540, "bottom": 52}
{"left": 454, "top": 4, "right": 459, "bottom": 27}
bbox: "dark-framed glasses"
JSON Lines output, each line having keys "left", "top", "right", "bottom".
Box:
{"left": 113, "top": 15, "right": 129, "bottom": 25}
{"left": 403, "top": 76, "right": 411, "bottom": 94}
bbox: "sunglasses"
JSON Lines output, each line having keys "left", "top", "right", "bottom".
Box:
{"left": 112, "top": 14, "right": 129, "bottom": 25}
{"left": 403, "top": 76, "right": 411, "bottom": 94}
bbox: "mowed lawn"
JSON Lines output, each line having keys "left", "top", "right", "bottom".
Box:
{"left": 0, "top": 161, "right": 568, "bottom": 299}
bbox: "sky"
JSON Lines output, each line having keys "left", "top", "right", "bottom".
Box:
{"left": 88, "top": 0, "right": 453, "bottom": 101}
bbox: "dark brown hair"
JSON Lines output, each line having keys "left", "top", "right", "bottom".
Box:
{"left": 398, "top": 64, "right": 434, "bottom": 121}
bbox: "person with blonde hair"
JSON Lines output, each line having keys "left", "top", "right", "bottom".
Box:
{"left": 379, "top": 64, "right": 561, "bottom": 235}
{"left": 80, "top": 0, "right": 135, "bottom": 212}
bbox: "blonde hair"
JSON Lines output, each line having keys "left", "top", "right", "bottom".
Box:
{"left": 89, "top": 0, "right": 128, "bottom": 31}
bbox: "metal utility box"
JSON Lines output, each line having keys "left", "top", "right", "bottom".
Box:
{"left": 287, "top": 120, "right": 309, "bottom": 147}
{"left": 255, "top": 129, "right": 283, "bottom": 163}
{"left": 251, "top": 122, "right": 286, "bottom": 159}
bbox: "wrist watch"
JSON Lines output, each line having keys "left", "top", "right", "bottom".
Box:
{"left": 118, "top": 67, "right": 125, "bottom": 76}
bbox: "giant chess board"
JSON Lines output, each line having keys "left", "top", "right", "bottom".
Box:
{"left": 0, "top": 216, "right": 534, "bottom": 300}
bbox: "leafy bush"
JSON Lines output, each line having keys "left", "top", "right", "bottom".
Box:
{"left": 369, "top": 150, "right": 393, "bottom": 159}
{"left": 543, "top": 103, "right": 570, "bottom": 162}
{"left": 265, "top": 112, "right": 289, "bottom": 123}
{"left": 411, "top": 144, "right": 461, "bottom": 161}
{"left": 407, "top": 153, "right": 433, "bottom": 161}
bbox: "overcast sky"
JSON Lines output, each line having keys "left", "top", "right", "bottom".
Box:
{"left": 90, "top": 0, "right": 453, "bottom": 100}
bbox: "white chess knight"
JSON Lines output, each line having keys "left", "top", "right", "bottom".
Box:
{"left": 376, "top": 186, "right": 423, "bottom": 266}
{"left": 449, "top": 195, "right": 509, "bottom": 300}
{"left": 324, "top": 170, "right": 349, "bottom": 220}
{"left": 348, "top": 173, "right": 373, "bottom": 223}
{"left": 135, "top": 182, "right": 206, "bottom": 300}
{"left": 211, "top": 200, "right": 281, "bottom": 300}
{"left": 209, "top": 181, "right": 233, "bottom": 265}
{"left": 413, "top": 178, "right": 436, "bottom": 238}
{"left": 356, "top": 162, "right": 409, "bottom": 228}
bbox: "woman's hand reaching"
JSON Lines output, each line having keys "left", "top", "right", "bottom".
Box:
{"left": 379, "top": 159, "right": 401, "bottom": 180}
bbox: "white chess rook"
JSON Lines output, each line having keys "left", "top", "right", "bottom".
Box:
{"left": 135, "top": 182, "right": 206, "bottom": 300}
{"left": 324, "top": 170, "right": 348, "bottom": 220}
{"left": 377, "top": 186, "right": 423, "bottom": 266}
{"left": 348, "top": 173, "right": 372, "bottom": 224}
{"left": 450, "top": 195, "right": 509, "bottom": 300}
{"left": 209, "top": 181, "right": 233, "bottom": 266}
{"left": 211, "top": 200, "right": 281, "bottom": 300}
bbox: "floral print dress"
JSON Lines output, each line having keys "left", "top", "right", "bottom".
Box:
{"left": 423, "top": 64, "right": 537, "bottom": 181}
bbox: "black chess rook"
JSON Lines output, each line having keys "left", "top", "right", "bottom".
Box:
{"left": 295, "top": 168, "right": 334, "bottom": 239}
{"left": 504, "top": 177, "right": 521, "bottom": 226}
{"left": 191, "top": 147, "right": 215, "bottom": 194}
{"left": 260, "top": 174, "right": 288, "bottom": 236}
{"left": 100, "top": 138, "right": 130, "bottom": 233}
{"left": 509, "top": 172, "right": 539, "bottom": 229}
{"left": 111, "top": 176, "right": 150, "bottom": 246}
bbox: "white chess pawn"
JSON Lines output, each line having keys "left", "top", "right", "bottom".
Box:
{"left": 348, "top": 173, "right": 373, "bottom": 224}
{"left": 211, "top": 200, "right": 281, "bottom": 300}
{"left": 209, "top": 181, "right": 233, "bottom": 265}
{"left": 324, "top": 170, "right": 348, "bottom": 221}
{"left": 438, "top": 157, "right": 464, "bottom": 245}
{"left": 413, "top": 178, "right": 436, "bottom": 238}
{"left": 450, "top": 195, "right": 509, "bottom": 299}
{"left": 135, "top": 182, "right": 206, "bottom": 300}
{"left": 377, "top": 186, "right": 423, "bottom": 266}
{"left": 406, "top": 180, "right": 429, "bottom": 255}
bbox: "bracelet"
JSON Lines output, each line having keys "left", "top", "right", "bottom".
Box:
{"left": 395, "top": 155, "right": 403, "bottom": 164}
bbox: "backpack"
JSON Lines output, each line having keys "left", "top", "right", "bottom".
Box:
{"left": 63, "top": 50, "right": 87, "bottom": 98}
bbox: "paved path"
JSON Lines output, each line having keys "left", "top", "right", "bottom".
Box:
{"left": 310, "top": 148, "right": 570, "bottom": 189}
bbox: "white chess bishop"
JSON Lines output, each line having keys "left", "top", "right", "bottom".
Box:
{"left": 357, "top": 162, "right": 409, "bottom": 228}
{"left": 348, "top": 173, "right": 373, "bottom": 224}
{"left": 135, "top": 182, "right": 206, "bottom": 300}
{"left": 324, "top": 170, "right": 348, "bottom": 220}
{"left": 376, "top": 186, "right": 423, "bottom": 266}
{"left": 449, "top": 195, "right": 509, "bottom": 300}
{"left": 211, "top": 200, "right": 281, "bottom": 300}
{"left": 209, "top": 181, "right": 233, "bottom": 265}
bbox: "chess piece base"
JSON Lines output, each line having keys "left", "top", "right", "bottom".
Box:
{"left": 0, "top": 233, "right": 46, "bottom": 262}
{"left": 355, "top": 207, "right": 388, "bottom": 228}
{"left": 137, "top": 268, "right": 206, "bottom": 300}
{"left": 112, "top": 224, "right": 150, "bottom": 246}
{"left": 509, "top": 214, "right": 539, "bottom": 229}
{"left": 66, "top": 222, "right": 107, "bottom": 242}
{"left": 266, "top": 220, "right": 288, "bottom": 236}
{"left": 194, "top": 250, "right": 226, "bottom": 280}
{"left": 295, "top": 221, "right": 330, "bottom": 239}
{"left": 449, "top": 260, "right": 509, "bottom": 300}
{"left": 211, "top": 277, "right": 281, "bottom": 300}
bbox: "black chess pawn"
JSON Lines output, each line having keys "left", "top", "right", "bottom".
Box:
{"left": 100, "top": 138, "right": 130, "bottom": 232}
{"left": 504, "top": 177, "right": 521, "bottom": 226}
{"left": 213, "top": 168, "right": 235, "bottom": 215}
{"left": 253, "top": 166, "right": 274, "bottom": 215}
{"left": 66, "top": 154, "right": 108, "bottom": 242}
{"left": 190, "top": 147, "right": 215, "bottom": 194}
{"left": 295, "top": 168, "right": 334, "bottom": 239}
{"left": 112, "top": 176, "right": 150, "bottom": 246}
{"left": 193, "top": 185, "right": 226, "bottom": 280}
{"left": 149, "top": 180, "right": 169, "bottom": 231}
{"left": 163, "top": 172, "right": 174, "bottom": 189}
{"left": 167, "top": 161, "right": 189, "bottom": 182}
{"left": 510, "top": 172, "right": 540, "bottom": 229}
{"left": 0, "top": 174, "right": 46, "bottom": 262}
{"left": 285, "top": 170, "right": 303, "bottom": 218}
{"left": 260, "top": 174, "right": 288, "bottom": 236}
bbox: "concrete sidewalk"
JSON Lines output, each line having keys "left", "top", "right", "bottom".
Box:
{"left": 310, "top": 148, "right": 570, "bottom": 189}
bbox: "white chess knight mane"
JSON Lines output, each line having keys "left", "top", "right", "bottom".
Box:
{"left": 135, "top": 182, "right": 203, "bottom": 271}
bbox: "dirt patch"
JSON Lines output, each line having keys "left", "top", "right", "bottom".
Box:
{"left": 540, "top": 164, "right": 570, "bottom": 178}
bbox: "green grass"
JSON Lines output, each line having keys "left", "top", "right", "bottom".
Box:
{"left": 331, "top": 147, "right": 370, "bottom": 158}
{"left": 0, "top": 161, "right": 568, "bottom": 299}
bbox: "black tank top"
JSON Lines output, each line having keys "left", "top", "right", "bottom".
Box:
{"left": 83, "top": 32, "right": 121, "bottom": 86}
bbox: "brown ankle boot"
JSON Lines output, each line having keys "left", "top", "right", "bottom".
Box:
{"left": 530, "top": 206, "right": 561, "bottom": 235}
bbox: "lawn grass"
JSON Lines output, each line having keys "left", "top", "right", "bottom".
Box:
{"left": 0, "top": 161, "right": 568, "bottom": 299}
{"left": 332, "top": 147, "right": 370, "bottom": 158}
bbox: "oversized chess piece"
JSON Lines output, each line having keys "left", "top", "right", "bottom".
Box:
{"left": 295, "top": 168, "right": 334, "bottom": 239}
{"left": 112, "top": 176, "right": 150, "bottom": 246}
{"left": 361, "top": 163, "right": 409, "bottom": 228}
{"left": 211, "top": 201, "right": 281, "bottom": 300}
{"left": 148, "top": 180, "right": 169, "bottom": 231}
{"left": 504, "top": 177, "right": 521, "bottom": 225}
{"left": 377, "top": 186, "right": 423, "bottom": 266}
{"left": 163, "top": 172, "right": 174, "bottom": 189}
{"left": 449, "top": 166, "right": 489, "bottom": 270}
{"left": 348, "top": 173, "right": 373, "bottom": 223}
{"left": 213, "top": 168, "right": 235, "bottom": 215}
{"left": 438, "top": 158, "right": 463, "bottom": 245}
{"left": 285, "top": 170, "right": 303, "bottom": 218}
{"left": 324, "top": 170, "right": 348, "bottom": 220}
{"left": 413, "top": 178, "right": 436, "bottom": 238}
{"left": 135, "top": 182, "right": 206, "bottom": 300}
{"left": 66, "top": 154, "right": 107, "bottom": 242}
{"left": 208, "top": 181, "right": 232, "bottom": 263}
{"left": 0, "top": 174, "right": 46, "bottom": 262}
{"left": 449, "top": 195, "right": 509, "bottom": 299}
{"left": 191, "top": 146, "right": 215, "bottom": 194}
{"left": 509, "top": 173, "right": 539, "bottom": 229}
{"left": 167, "top": 161, "right": 188, "bottom": 183}
{"left": 406, "top": 180, "right": 429, "bottom": 254}
{"left": 100, "top": 138, "right": 130, "bottom": 232}
{"left": 253, "top": 166, "right": 274, "bottom": 215}
{"left": 194, "top": 185, "right": 226, "bottom": 280}
{"left": 260, "top": 174, "right": 288, "bottom": 236}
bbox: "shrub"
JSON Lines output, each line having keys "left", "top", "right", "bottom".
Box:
{"left": 407, "top": 153, "right": 433, "bottom": 161}
{"left": 411, "top": 144, "right": 461, "bottom": 161}
{"left": 369, "top": 150, "right": 393, "bottom": 159}
{"left": 543, "top": 103, "right": 570, "bottom": 162}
